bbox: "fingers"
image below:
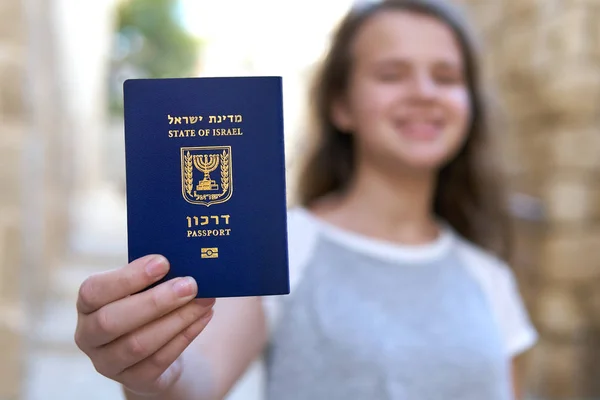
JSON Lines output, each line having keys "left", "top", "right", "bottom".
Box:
{"left": 117, "top": 308, "right": 214, "bottom": 394}
{"left": 77, "top": 254, "right": 170, "bottom": 315}
{"left": 79, "top": 277, "right": 211, "bottom": 348}
{"left": 74, "top": 254, "right": 218, "bottom": 397}
{"left": 93, "top": 299, "right": 215, "bottom": 377}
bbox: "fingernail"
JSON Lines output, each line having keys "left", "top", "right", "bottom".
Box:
{"left": 173, "top": 277, "right": 196, "bottom": 298}
{"left": 194, "top": 298, "right": 216, "bottom": 308}
{"left": 146, "top": 255, "right": 169, "bottom": 278}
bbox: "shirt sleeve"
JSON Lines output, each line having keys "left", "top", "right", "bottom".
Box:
{"left": 261, "top": 208, "right": 319, "bottom": 336}
{"left": 493, "top": 266, "right": 539, "bottom": 357}
{"left": 458, "top": 240, "right": 538, "bottom": 358}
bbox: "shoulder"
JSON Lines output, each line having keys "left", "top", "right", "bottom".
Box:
{"left": 286, "top": 207, "right": 320, "bottom": 257}
{"left": 286, "top": 207, "right": 320, "bottom": 288}
{"left": 454, "top": 237, "right": 512, "bottom": 290}
{"left": 453, "top": 237, "right": 539, "bottom": 357}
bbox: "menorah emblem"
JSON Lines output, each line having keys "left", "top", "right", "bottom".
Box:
{"left": 181, "top": 146, "right": 233, "bottom": 206}
{"left": 194, "top": 154, "right": 219, "bottom": 191}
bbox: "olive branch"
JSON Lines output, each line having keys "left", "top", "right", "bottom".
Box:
{"left": 184, "top": 151, "right": 193, "bottom": 195}
{"left": 220, "top": 150, "right": 229, "bottom": 196}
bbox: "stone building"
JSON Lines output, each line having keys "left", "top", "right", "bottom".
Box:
{"left": 0, "top": 0, "right": 598, "bottom": 399}
{"left": 0, "top": 0, "right": 116, "bottom": 398}
{"left": 0, "top": 0, "right": 52, "bottom": 397}
{"left": 456, "top": 0, "right": 600, "bottom": 398}
{"left": 0, "top": 0, "right": 26, "bottom": 396}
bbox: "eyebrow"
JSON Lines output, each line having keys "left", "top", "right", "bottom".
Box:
{"left": 371, "top": 57, "right": 463, "bottom": 70}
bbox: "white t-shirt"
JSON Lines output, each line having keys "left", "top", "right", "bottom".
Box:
{"left": 230, "top": 207, "right": 538, "bottom": 400}
{"left": 264, "top": 208, "right": 537, "bottom": 400}
{"left": 264, "top": 207, "right": 537, "bottom": 355}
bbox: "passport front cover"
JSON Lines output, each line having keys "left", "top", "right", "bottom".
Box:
{"left": 123, "top": 76, "right": 290, "bottom": 298}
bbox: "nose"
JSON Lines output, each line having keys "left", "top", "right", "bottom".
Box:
{"left": 409, "top": 72, "right": 437, "bottom": 100}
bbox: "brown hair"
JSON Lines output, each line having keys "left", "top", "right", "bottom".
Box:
{"left": 295, "top": 0, "right": 511, "bottom": 261}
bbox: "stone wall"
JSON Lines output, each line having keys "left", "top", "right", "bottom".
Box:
{"left": 456, "top": 0, "right": 600, "bottom": 398}
{"left": 0, "top": 0, "right": 26, "bottom": 397}
{"left": 0, "top": 0, "right": 78, "bottom": 398}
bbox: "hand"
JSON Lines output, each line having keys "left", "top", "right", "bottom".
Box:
{"left": 74, "top": 254, "right": 215, "bottom": 396}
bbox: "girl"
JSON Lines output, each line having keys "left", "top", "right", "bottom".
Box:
{"left": 74, "top": 1, "right": 538, "bottom": 399}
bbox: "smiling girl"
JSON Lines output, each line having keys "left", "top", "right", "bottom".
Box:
{"left": 75, "top": 1, "right": 538, "bottom": 399}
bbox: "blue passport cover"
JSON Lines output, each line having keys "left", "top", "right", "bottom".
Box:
{"left": 123, "top": 76, "right": 290, "bottom": 298}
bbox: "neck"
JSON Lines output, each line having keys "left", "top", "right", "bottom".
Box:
{"left": 312, "top": 159, "right": 441, "bottom": 245}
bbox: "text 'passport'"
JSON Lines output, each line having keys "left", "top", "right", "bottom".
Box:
{"left": 123, "top": 76, "right": 290, "bottom": 298}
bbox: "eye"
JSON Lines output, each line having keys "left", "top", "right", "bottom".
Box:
{"left": 435, "top": 73, "right": 462, "bottom": 85}
{"left": 377, "top": 70, "right": 404, "bottom": 82}
{"left": 374, "top": 66, "right": 409, "bottom": 82}
{"left": 433, "top": 65, "right": 464, "bottom": 85}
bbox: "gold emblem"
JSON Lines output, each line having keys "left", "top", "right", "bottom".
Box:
{"left": 201, "top": 247, "right": 219, "bottom": 258}
{"left": 181, "top": 146, "right": 232, "bottom": 206}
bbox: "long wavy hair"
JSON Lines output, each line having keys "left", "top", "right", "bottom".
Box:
{"left": 295, "top": 0, "right": 511, "bottom": 261}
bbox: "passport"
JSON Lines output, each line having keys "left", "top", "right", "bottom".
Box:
{"left": 123, "top": 76, "right": 290, "bottom": 298}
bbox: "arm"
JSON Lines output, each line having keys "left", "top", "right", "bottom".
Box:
{"left": 124, "top": 296, "right": 268, "bottom": 400}
{"left": 510, "top": 353, "right": 528, "bottom": 400}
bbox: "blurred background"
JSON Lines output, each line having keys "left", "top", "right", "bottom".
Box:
{"left": 0, "top": 0, "right": 599, "bottom": 399}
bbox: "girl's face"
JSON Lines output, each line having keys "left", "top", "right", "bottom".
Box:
{"left": 333, "top": 10, "right": 471, "bottom": 172}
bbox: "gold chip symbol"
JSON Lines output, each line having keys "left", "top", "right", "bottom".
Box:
{"left": 201, "top": 247, "right": 218, "bottom": 258}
